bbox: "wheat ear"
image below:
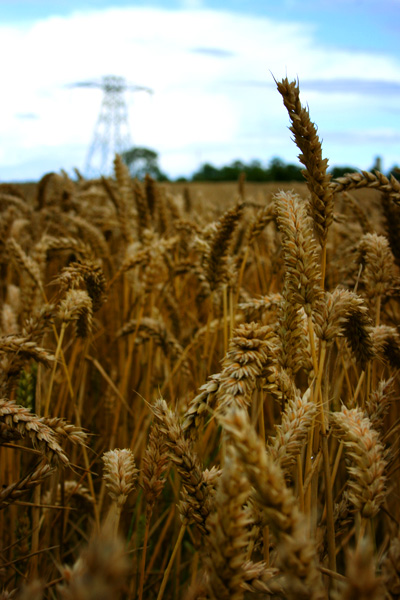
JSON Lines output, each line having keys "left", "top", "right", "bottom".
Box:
{"left": 153, "top": 398, "right": 219, "bottom": 534}
{"left": 205, "top": 448, "right": 252, "bottom": 600}
{"left": 221, "top": 408, "right": 324, "bottom": 600}
{"left": 331, "top": 169, "right": 400, "bottom": 203}
{"left": 330, "top": 406, "right": 387, "bottom": 519}
{"left": 58, "top": 525, "right": 129, "bottom": 600}
{"left": 203, "top": 202, "right": 244, "bottom": 291}
{"left": 102, "top": 448, "right": 138, "bottom": 536}
{"left": 274, "top": 190, "right": 323, "bottom": 315}
{"left": 269, "top": 387, "right": 317, "bottom": 478}
{"left": 275, "top": 76, "right": 334, "bottom": 247}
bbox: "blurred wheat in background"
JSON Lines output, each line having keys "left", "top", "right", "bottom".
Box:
{"left": 0, "top": 77, "right": 400, "bottom": 600}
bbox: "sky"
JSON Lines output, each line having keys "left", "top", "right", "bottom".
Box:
{"left": 1, "top": 0, "right": 400, "bottom": 181}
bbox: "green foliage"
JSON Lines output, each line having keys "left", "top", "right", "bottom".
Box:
{"left": 387, "top": 165, "right": 400, "bottom": 181}
{"left": 191, "top": 157, "right": 305, "bottom": 182}
{"left": 121, "top": 146, "right": 169, "bottom": 181}
{"left": 268, "top": 158, "right": 304, "bottom": 182}
{"left": 120, "top": 148, "right": 396, "bottom": 184}
{"left": 329, "top": 165, "right": 359, "bottom": 178}
{"left": 16, "top": 364, "right": 37, "bottom": 410}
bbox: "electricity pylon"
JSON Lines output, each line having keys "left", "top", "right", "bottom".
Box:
{"left": 69, "top": 75, "right": 153, "bottom": 177}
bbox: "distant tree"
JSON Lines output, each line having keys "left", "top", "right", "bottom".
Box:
{"left": 329, "top": 165, "right": 358, "bottom": 178}
{"left": 246, "top": 159, "right": 271, "bottom": 182}
{"left": 192, "top": 163, "right": 222, "bottom": 181}
{"left": 387, "top": 165, "right": 400, "bottom": 181}
{"left": 220, "top": 161, "right": 243, "bottom": 181}
{"left": 267, "top": 157, "right": 303, "bottom": 182}
{"left": 121, "top": 147, "right": 169, "bottom": 181}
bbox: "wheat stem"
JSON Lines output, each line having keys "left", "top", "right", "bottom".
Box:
{"left": 322, "top": 433, "right": 336, "bottom": 573}
{"left": 223, "top": 284, "right": 229, "bottom": 354}
{"left": 44, "top": 323, "right": 67, "bottom": 417}
{"left": 235, "top": 246, "right": 250, "bottom": 307}
{"left": 138, "top": 516, "right": 151, "bottom": 600}
{"left": 321, "top": 242, "right": 327, "bottom": 291}
{"left": 314, "top": 340, "right": 327, "bottom": 433}
{"left": 308, "top": 315, "right": 319, "bottom": 375}
{"left": 156, "top": 524, "right": 185, "bottom": 600}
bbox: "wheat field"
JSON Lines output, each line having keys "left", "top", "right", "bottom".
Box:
{"left": 0, "top": 77, "right": 400, "bottom": 599}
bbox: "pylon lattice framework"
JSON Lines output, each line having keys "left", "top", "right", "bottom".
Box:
{"left": 70, "top": 75, "right": 153, "bottom": 177}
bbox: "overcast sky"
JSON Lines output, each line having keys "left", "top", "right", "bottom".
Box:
{"left": 1, "top": 0, "right": 400, "bottom": 180}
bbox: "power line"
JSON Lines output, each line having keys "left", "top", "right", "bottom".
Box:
{"left": 68, "top": 75, "right": 153, "bottom": 176}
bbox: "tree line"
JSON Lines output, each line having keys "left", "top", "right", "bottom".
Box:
{"left": 188, "top": 158, "right": 349, "bottom": 183}
{"left": 122, "top": 147, "right": 397, "bottom": 183}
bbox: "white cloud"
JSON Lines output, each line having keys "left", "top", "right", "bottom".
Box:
{"left": 0, "top": 6, "right": 400, "bottom": 178}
